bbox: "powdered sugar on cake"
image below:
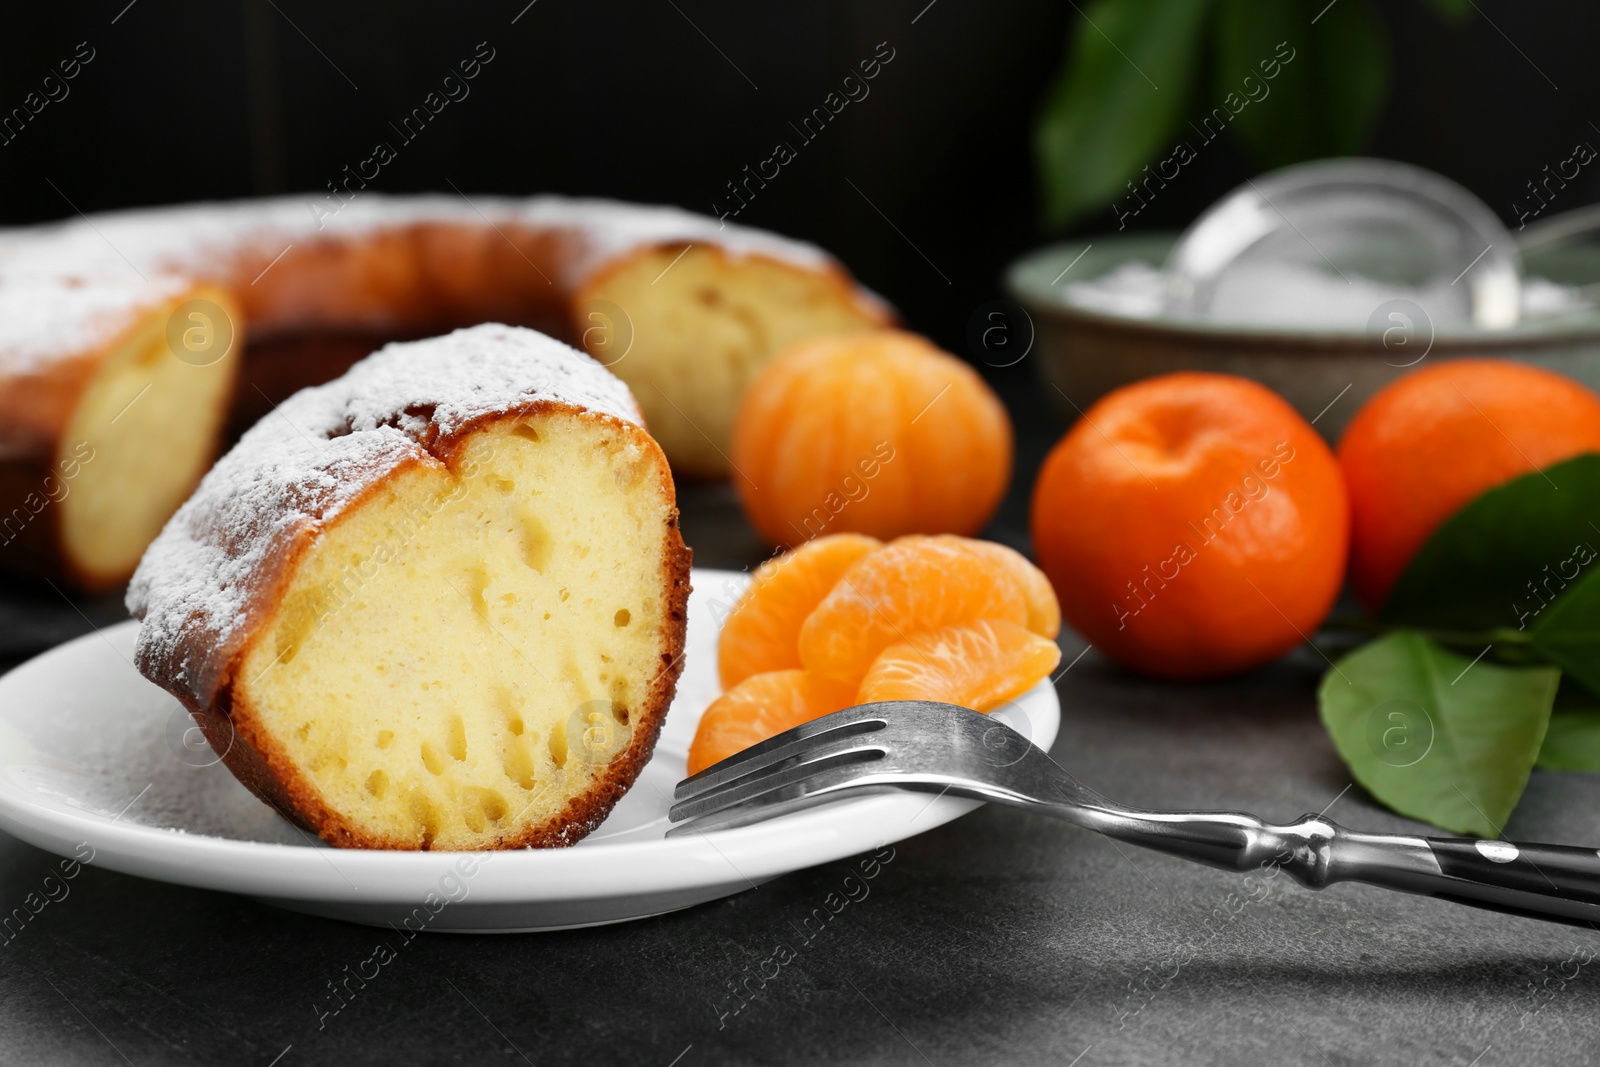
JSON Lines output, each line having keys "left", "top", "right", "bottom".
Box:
{"left": 0, "top": 195, "right": 832, "bottom": 277}
{"left": 127, "top": 324, "right": 644, "bottom": 706}
{"left": 0, "top": 275, "right": 191, "bottom": 378}
{"left": 334, "top": 322, "right": 643, "bottom": 432}
{"left": 0, "top": 194, "right": 842, "bottom": 379}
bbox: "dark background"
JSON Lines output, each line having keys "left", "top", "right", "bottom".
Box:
{"left": 1, "top": 0, "right": 1597, "bottom": 360}
{"left": 1, "top": 0, "right": 1595, "bottom": 643}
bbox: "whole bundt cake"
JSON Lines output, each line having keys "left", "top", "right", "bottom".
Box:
{"left": 0, "top": 194, "right": 890, "bottom": 589}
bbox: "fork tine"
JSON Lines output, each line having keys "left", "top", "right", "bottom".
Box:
{"left": 669, "top": 730, "right": 889, "bottom": 823}
{"left": 672, "top": 703, "right": 893, "bottom": 803}
{"left": 667, "top": 700, "right": 1049, "bottom": 837}
{"left": 667, "top": 761, "right": 910, "bottom": 837}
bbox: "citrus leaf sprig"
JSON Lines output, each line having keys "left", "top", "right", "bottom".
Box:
{"left": 1319, "top": 633, "right": 1557, "bottom": 838}
{"left": 1320, "top": 454, "right": 1600, "bottom": 834}
{"left": 1379, "top": 455, "right": 1600, "bottom": 636}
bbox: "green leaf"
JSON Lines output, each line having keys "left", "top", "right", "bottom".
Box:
{"left": 1212, "top": 0, "right": 1389, "bottom": 170}
{"left": 1535, "top": 677, "right": 1600, "bottom": 771}
{"left": 1381, "top": 454, "right": 1600, "bottom": 634}
{"left": 1537, "top": 712, "right": 1600, "bottom": 772}
{"left": 1532, "top": 567, "right": 1600, "bottom": 697}
{"left": 1035, "top": 0, "right": 1212, "bottom": 229}
{"left": 1318, "top": 631, "right": 1559, "bottom": 836}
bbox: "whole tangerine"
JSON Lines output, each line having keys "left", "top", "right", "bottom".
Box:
{"left": 730, "top": 330, "right": 1012, "bottom": 547}
{"left": 1031, "top": 372, "right": 1348, "bottom": 679}
{"left": 1339, "top": 358, "right": 1600, "bottom": 610}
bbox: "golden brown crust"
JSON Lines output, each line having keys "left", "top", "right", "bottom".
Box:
{"left": 169, "top": 405, "right": 692, "bottom": 850}
{"left": 0, "top": 285, "right": 240, "bottom": 592}
{"left": 0, "top": 455, "right": 75, "bottom": 586}
{"left": 227, "top": 221, "right": 577, "bottom": 341}
{"left": 0, "top": 324, "right": 123, "bottom": 591}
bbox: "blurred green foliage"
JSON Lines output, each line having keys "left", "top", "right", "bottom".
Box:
{"left": 1035, "top": 0, "right": 1469, "bottom": 229}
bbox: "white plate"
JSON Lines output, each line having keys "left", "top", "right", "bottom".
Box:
{"left": 0, "top": 568, "right": 1059, "bottom": 932}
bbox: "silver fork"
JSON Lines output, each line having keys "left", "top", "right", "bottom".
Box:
{"left": 669, "top": 701, "right": 1600, "bottom": 928}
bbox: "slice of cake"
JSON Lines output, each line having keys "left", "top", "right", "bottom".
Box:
{"left": 0, "top": 277, "right": 241, "bottom": 590}
{"left": 128, "top": 324, "right": 691, "bottom": 850}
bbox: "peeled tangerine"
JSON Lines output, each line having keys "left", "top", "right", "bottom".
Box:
{"left": 856, "top": 619, "right": 1061, "bottom": 710}
{"left": 730, "top": 330, "right": 1013, "bottom": 546}
{"left": 689, "top": 534, "right": 1064, "bottom": 775}
{"left": 687, "top": 670, "right": 858, "bottom": 776}
{"left": 798, "top": 535, "right": 1060, "bottom": 684}
{"left": 717, "top": 533, "right": 882, "bottom": 689}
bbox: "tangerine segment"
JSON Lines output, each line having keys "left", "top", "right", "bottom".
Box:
{"left": 899, "top": 535, "right": 1061, "bottom": 639}
{"left": 687, "top": 670, "right": 859, "bottom": 776}
{"left": 798, "top": 537, "right": 1032, "bottom": 683}
{"left": 718, "top": 533, "right": 883, "bottom": 689}
{"left": 857, "top": 619, "right": 1061, "bottom": 711}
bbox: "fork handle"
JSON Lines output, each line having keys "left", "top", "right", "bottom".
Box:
{"left": 1074, "top": 807, "right": 1600, "bottom": 928}
{"left": 1353, "top": 834, "right": 1600, "bottom": 928}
